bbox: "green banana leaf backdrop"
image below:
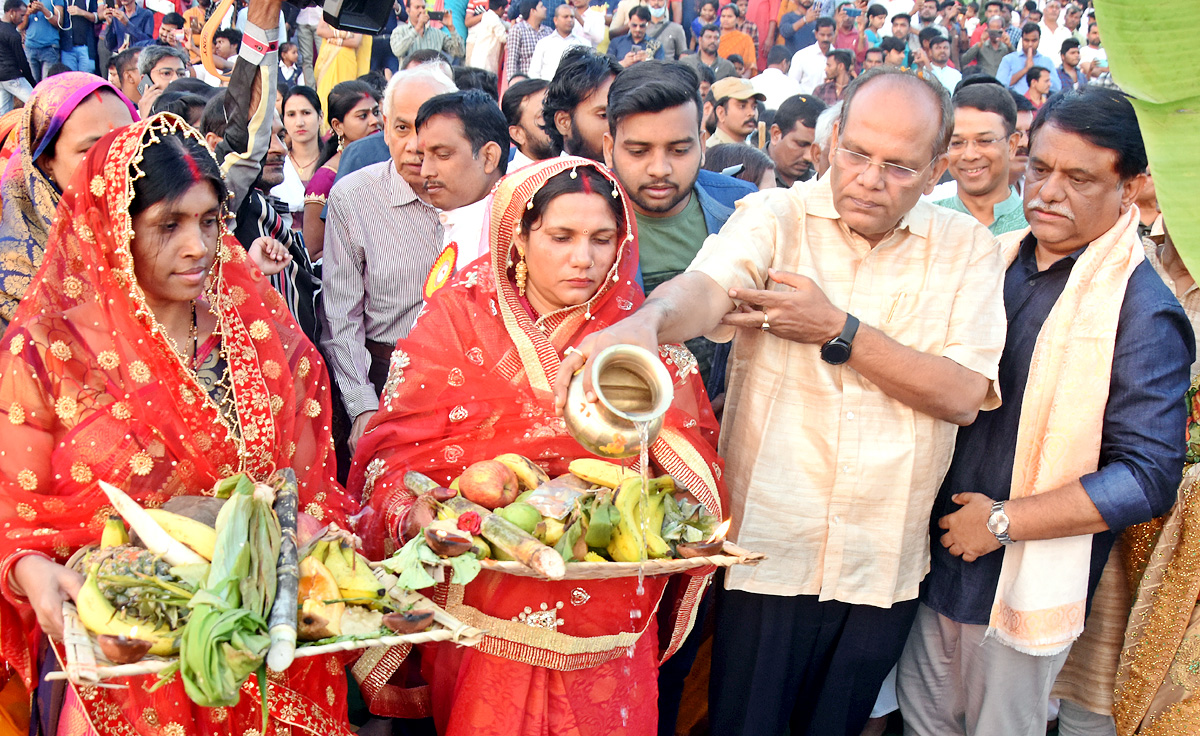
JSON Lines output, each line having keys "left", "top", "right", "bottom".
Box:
{"left": 1093, "top": 0, "right": 1198, "bottom": 270}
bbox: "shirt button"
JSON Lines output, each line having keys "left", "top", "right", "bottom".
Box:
{"left": 831, "top": 515, "right": 841, "bottom": 525}
{"left": 842, "top": 465, "right": 850, "bottom": 473}
{"left": 846, "top": 411, "right": 855, "bottom": 420}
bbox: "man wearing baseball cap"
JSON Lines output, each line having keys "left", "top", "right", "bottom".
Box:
{"left": 708, "top": 76, "right": 766, "bottom": 147}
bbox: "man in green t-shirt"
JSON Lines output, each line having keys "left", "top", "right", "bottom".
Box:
{"left": 603, "top": 60, "right": 756, "bottom": 405}
{"left": 934, "top": 79, "right": 1029, "bottom": 236}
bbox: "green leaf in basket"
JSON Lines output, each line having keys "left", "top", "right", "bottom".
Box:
{"left": 584, "top": 499, "right": 619, "bottom": 548}
{"left": 447, "top": 553, "right": 482, "bottom": 585}
{"left": 554, "top": 518, "right": 585, "bottom": 562}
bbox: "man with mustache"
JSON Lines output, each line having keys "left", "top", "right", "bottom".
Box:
{"left": 415, "top": 89, "right": 509, "bottom": 271}
{"left": 601, "top": 60, "right": 755, "bottom": 734}
{"left": 321, "top": 66, "right": 457, "bottom": 455}
{"left": 898, "top": 87, "right": 1193, "bottom": 736}
{"left": 565, "top": 66, "right": 1008, "bottom": 736}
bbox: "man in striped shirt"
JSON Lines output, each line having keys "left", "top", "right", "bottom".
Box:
{"left": 505, "top": 0, "right": 551, "bottom": 84}
{"left": 321, "top": 65, "right": 458, "bottom": 452}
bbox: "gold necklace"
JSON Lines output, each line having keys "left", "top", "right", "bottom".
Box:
{"left": 290, "top": 150, "right": 319, "bottom": 172}
{"left": 165, "top": 300, "right": 198, "bottom": 367}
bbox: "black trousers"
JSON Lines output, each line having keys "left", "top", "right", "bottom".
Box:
{"left": 708, "top": 588, "right": 920, "bottom": 736}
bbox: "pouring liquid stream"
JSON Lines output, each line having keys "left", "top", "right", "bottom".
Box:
{"left": 636, "top": 420, "right": 651, "bottom": 597}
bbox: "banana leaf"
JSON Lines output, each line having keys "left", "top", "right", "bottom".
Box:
{"left": 1095, "top": 0, "right": 1200, "bottom": 273}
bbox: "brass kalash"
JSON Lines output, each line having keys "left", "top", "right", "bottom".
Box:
{"left": 563, "top": 345, "right": 674, "bottom": 459}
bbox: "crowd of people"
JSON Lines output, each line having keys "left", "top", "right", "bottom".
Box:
{"left": 0, "top": 0, "right": 1193, "bottom": 735}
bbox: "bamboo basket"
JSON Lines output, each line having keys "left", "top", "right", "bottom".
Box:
{"left": 478, "top": 541, "right": 764, "bottom": 581}
{"left": 54, "top": 589, "right": 485, "bottom": 686}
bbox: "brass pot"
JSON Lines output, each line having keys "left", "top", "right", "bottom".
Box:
{"left": 563, "top": 345, "right": 674, "bottom": 459}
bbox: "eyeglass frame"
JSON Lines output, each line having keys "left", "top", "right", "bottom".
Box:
{"left": 945, "top": 136, "right": 1008, "bottom": 153}
{"left": 832, "top": 146, "right": 941, "bottom": 185}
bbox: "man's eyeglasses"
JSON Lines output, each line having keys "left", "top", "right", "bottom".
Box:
{"left": 833, "top": 147, "right": 936, "bottom": 185}
{"left": 946, "top": 137, "right": 1005, "bottom": 153}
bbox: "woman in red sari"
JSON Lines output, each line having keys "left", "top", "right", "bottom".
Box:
{"left": 348, "top": 157, "right": 726, "bottom": 735}
{"left": 0, "top": 113, "right": 356, "bottom": 735}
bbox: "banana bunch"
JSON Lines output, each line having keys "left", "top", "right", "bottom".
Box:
{"left": 607, "top": 477, "right": 674, "bottom": 562}
{"left": 76, "top": 570, "right": 178, "bottom": 656}
{"left": 308, "top": 540, "right": 386, "bottom": 608}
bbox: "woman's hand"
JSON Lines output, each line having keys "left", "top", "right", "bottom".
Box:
{"left": 12, "top": 555, "right": 84, "bottom": 640}
{"left": 248, "top": 237, "right": 293, "bottom": 276}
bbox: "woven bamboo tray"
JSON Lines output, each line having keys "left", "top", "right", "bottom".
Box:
{"left": 478, "top": 541, "right": 764, "bottom": 581}
{"left": 53, "top": 589, "right": 484, "bottom": 686}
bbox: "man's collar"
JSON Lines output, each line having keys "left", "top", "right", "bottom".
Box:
{"left": 388, "top": 162, "right": 427, "bottom": 208}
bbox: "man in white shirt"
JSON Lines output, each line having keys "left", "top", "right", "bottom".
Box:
{"left": 1078, "top": 19, "right": 1106, "bottom": 79}
{"left": 416, "top": 89, "right": 509, "bottom": 271}
{"left": 1037, "top": 0, "right": 1071, "bottom": 66}
{"left": 920, "top": 31, "right": 962, "bottom": 90}
{"left": 568, "top": 0, "right": 606, "bottom": 47}
{"left": 529, "top": 3, "right": 589, "bottom": 79}
{"left": 753, "top": 45, "right": 803, "bottom": 109}
{"left": 788, "top": 15, "right": 833, "bottom": 94}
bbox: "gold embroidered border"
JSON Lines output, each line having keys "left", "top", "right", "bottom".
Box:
{"left": 444, "top": 584, "right": 660, "bottom": 671}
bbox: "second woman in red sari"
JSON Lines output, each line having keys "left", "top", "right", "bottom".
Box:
{"left": 348, "top": 157, "right": 726, "bottom": 735}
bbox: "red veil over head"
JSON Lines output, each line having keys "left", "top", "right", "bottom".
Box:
{"left": 0, "top": 114, "right": 353, "bottom": 734}
{"left": 348, "top": 157, "right": 727, "bottom": 730}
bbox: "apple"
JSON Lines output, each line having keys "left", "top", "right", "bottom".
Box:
{"left": 459, "top": 460, "right": 520, "bottom": 509}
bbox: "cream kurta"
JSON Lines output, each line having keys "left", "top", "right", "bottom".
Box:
{"left": 688, "top": 175, "right": 1007, "bottom": 607}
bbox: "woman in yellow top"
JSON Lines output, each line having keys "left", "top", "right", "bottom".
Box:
{"left": 313, "top": 17, "right": 372, "bottom": 111}
{"left": 717, "top": 4, "right": 757, "bottom": 75}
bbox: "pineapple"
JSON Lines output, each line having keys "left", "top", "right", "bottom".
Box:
{"left": 82, "top": 546, "right": 195, "bottom": 630}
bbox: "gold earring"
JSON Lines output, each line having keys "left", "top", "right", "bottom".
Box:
{"left": 515, "top": 247, "right": 527, "bottom": 296}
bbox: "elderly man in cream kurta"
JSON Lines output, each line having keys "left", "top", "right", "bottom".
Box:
{"left": 555, "top": 67, "right": 1008, "bottom": 736}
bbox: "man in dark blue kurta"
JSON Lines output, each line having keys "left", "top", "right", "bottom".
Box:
{"left": 897, "top": 87, "right": 1194, "bottom": 736}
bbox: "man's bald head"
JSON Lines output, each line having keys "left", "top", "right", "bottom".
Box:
{"left": 838, "top": 67, "right": 954, "bottom": 159}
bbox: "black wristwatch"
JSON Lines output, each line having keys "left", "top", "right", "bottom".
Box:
{"left": 820, "top": 314, "right": 859, "bottom": 365}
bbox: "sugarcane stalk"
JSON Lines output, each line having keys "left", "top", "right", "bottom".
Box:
{"left": 266, "top": 469, "right": 298, "bottom": 672}
{"left": 444, "top": 498, "right": 565, "bottom": 579}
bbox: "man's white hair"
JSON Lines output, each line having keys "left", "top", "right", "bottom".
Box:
{"left": 814, "top": 100, "right": 842, "bottom": 151}
{"left": 383, "top": 63, "right": 457, "bottom": 118}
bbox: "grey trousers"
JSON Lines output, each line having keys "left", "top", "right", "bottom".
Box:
{"left": 1056, "top": 699, "right": 1117, "bottom": 736}
{"left": 296, "top": 23, "right": 321, "bottom": 93}
{"left": 896, "top": 603, "right": 1071, "bottom": 736}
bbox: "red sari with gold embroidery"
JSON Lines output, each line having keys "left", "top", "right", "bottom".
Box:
{"left": 0, "top": 115, "right": 355, "bottom": 735}
{"left": 347, "top": 157, "right": 726, "bottom": 736}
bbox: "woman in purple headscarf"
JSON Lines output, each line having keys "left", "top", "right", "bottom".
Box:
{"left": 0, "top": 71, "right": 137, "bottom": 330}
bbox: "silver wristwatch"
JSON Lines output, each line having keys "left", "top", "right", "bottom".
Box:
{"left": 987, "top": 499, "right": 1014, "bottom": 545}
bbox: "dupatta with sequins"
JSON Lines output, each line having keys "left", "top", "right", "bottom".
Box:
{"left": 0, "top": 114, "right": 355, "bottom": 735}
{"left": 346, "top": 157, "right": 726, "bottom": 734}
